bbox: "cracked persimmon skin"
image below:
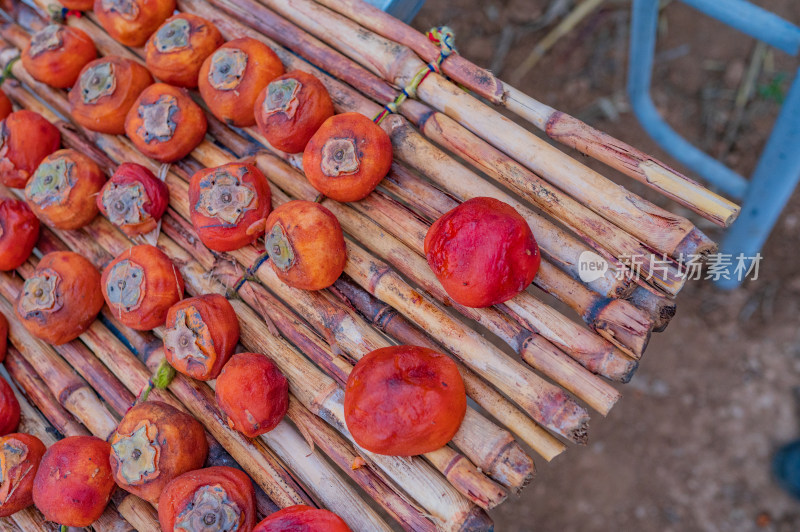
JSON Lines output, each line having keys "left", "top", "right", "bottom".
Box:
{"left": 93, "top": 0, "right": 176, "bottom": 47}
{"left": 158, "top": 466, "right": 256, "bottom": 532}
{"left": 69, "top": 56, "right": 154, "bottom": 135}
{"left": 264, "top": 200, "right": 346, "bottom": 291}
{"left": 189, "top": 162, "right": 272, "bottom": 252}
{"left": 22, "top": 24, "right": 97, "bottom": 89}
{"left": 101, "top": 244, "right": 185, "bottom": 331}
{"left": 198, "top": 38, "right": 284, "bottom": 127}
{"left": 0, "top": 433, "right": 46, "bottom": 517}
{"left": 15, "top": 251, "right": 104, "bottom": 345}
{"left": 97, "top": 162, "right": 169, "bottom": 236}
{"left": 125, "top": 83, "right": 207, "bottom": 163}
{"left": 254, "top": 70, "right": 334, "bottom": 154}
{"left": 164, "top": 294, "right": 240, "bottom": 381}
{"left": 24, "top": 149, "right": 106, "bottom": 230}
{"left": 32, "top": 436, "right": 115, "bottom": 527}
{"left": 302, "top": 112, "right": 392, "bottom": 202}
{"left": 424, "top": 197, "right": 541, "bottom": 308}
{"left": 145, "top": 13, "right": 224, "bottom": 88}
{"left": 0, "top": 198, "right": 39, "bottom": 272}
{"left": 254, "top": 505, "right": 352, "bottom": 532}
{"left": 109, "top": 401, "right": 208, "bottom": 504}
{"left": 0, "top": 377, "right": 19, "bottom": 436}
{"left": 0, "top": 110, "right": 61, "bottom": 189}
{"left": 344, "top": 345, "right": 467, "bottom": 456}
{"left": 215, "top": 353, "right": 288, "bottom": 438}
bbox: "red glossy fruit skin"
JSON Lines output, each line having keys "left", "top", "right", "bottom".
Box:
{"left": 158, "top": 466, "right": 256, "bottom": 532}
{"left": 254, "top": 70, "right": 334, "bottom": 154}
{"left": 93, "top": 0, "right": 176, "bottom": 47}
{"left": 109, "top": 401, "right": 208, "bottom": 504}
{"left": 0, "top": 433, "right": 46, "bottom": 517}
{"left": 344, "top": 345, "right": 466, "bottom": 456}
{"left": 97, "top": 162, "right": 169, "bottom": 236}
{"left": 32, "top": 436, "right": 115, "bottom": 527}
{"left": 101, "top": 244, "right": 185, "bottom": 330}
{"left": 22, "top": 24, "right": 97, "bottom": 89}
{"left": 0, "top": 377, "right": 20, "bottom": 436}
{"left": 189, "top": 162, "right": 272, "bottom": 252}
{"left": 164, "top": 294, "right": 240, "bottom": 380}
{"left": 0, "top": 110, "right": 61, "bottom": 189}
{"left": 0, "top": 313, "right": 6, "bottom": 363}
{"left": 25, "top": 149, "right": 106, "bottom": 230}
{"left": 215, "top": 353, "right": 288, "bottom": 438}
{"left": 253, "top": 505, "right": 352, "bottom": 532}
{"left": 264, "top": 200, "right": 346, "bottom": 290}
{"left": 145, "top": 13, "right": 224, "bottom": 88}
{"left": 424, "top": 197, "right": 541, "bottom": 308}
{"left": 58, "top": 0, "right": 93, "bottom": 10}
{"left": 302, "top": 112, "right": 392, "bottom": 202}
{"left": 124, "top": 83, "right": 208, "bottom": 163}
{"left": 70, "top": 56, "right": 154, "bottom": 135}
{"left": 0, "top": 91, "right": 12, "bottom": 121}
{"left": 15, "top": 251, "right": 104, "bottom": 345}
{"left": 198, "top": 38, "right": 284, "bottom": 127}
{"left": 0, "top": 198, "right": 39, "bottom": 272}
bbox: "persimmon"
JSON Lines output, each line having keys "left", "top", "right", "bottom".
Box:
{"left": 24, "top": 149, "right": 106, "bottom": 230}
{"left": 0, "top": 110, "right": 61, "bottom": 189}
{"left": 188, "top": 162, "right": 272, "bottom": 252}
{"left": 158, "top": 466, "right": 256, "bottom": 531}
{"left": 254, "top": 70, "right": 334, "bottom": 154}
{"left": 264, "top": 200, "right": 345, "bottom": 290}
{"left": 97, "top": 162, "right": 169, "bottom": 236}
{"left": 424, "top": 197, "right": 541, "bottom": 308}
{"left": 0, "top": 377, "right": 19, "bottom": 436}
{"left": 302, "top": 112, "right": 392, "bottom": 202}
{"left": 32, "top": 436, "right": 115, "bottom": 527}
{"left": 0, "top": 197, "right": 39, "bottom": 272}
{"left": 93, "top": 0, "right": 176, "bottom": 47}
{"left": 0, "top": 433, "right": 46, "bottom": 517}
{"left": 109, "top": 401, "right": 208, "bottom": 504}
{"left": 16, "top": 251, "right": 104, "bottom": 345}
{"left": 145, "top": 13, "right": 224, "bottom": 88}
{"left": 198, "top": 38, "right": 284, "bottom": 127}
{"left": 22, "top": 24, "right": 97, "bottom": 89}
{"left": 101, "top": 244, "right": 184, "bottom": 330}
{"left": 254, "top": 505, "right": 352, "bottom": 532}
{"left": 125, "top": 83, "right": 207, "bottom": 163}
{"left": 70, "top": 56, "right": 153, "bottom": 135}
{"left": 215, "top": 353, "right": 288, "bottom": 438}
{"left": 58, "top": 0, "right": 93, "bottom": 10}
{"left": 0, "top": 91, "right": 12, "bottom": 121}
{"left": 344, "top": 345, "right": 466, "bottom": 456}
{"left": 0, "top": 313, "right": 6, "bottom": 363}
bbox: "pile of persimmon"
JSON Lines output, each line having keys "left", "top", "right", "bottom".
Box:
{"left": 97, "top": 162, "right": 169, "bottom": 236}
{"left": 424, "top": 197, "right": 541, "bottom": 308}
{"left": 303, "top": 112, "right": 393, "bottom": 202}
{"left": 145, "top": 13, "right": 224, "bottom": 87}
{"left": 0, "top": 197, "right": 39, "bottom": 272}
{"left": 0, "top": 110, "right": 61, "bottom": 189}
{"left": 21, "top": 24, "right": 97, "bottom": 88}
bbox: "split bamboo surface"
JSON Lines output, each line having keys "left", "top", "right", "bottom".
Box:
{"left": 0, "top": 0, "right": 736, "bottom": 527}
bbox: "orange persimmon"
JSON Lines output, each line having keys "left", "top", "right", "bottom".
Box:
{"left": 16, "top": 251, "right": 104, "bottom": 345}
{"left": 125, "top": 83, "right": 207, "bottom": 163}
{"left": 70, "top": 56, "right": 154, "bottom": 135}
{"left": 344, "top": 345, "right": 466, "bottom": 456}
{"left": 101, "top": 244, "right": 185, "bottom": 330}
{"left": 188, "top": 162, "right": 272, "bottom": 252}
{"left": 0, "top": 377, "right": 19, "bottom": 436}
{"left": 0, "top": 433, "right": 46, "bottom": 517}
{"left": 254, "top": 70, "right": 334, "bottom": 154}
{"left": 24, "top": 149, "right": 106, "bottom": 230}
{"left": 22, "top": 24, "right": 97, "bottom": 89}
{"left": 198, "top": 38, "right": 284, "bottom": 127}
{"left": 158, "top": 466, "right": 256, "bottom": 531}
{"left": 145, "top": 13, "right": 224, "bottom": 88}
{"left": 302, "top": 112, "right": 392, "bottom": 202}
{"left": 0, "top": 110, "right": 61, "bottom": 189}
{"left": 0, "top": 197, "right": 39, "bottom": 272}
{"left": 93, "top": 0, "right": 176, "bottom": 47}
{"left": 254, "top": 505, "right": 352, "bottom": 532}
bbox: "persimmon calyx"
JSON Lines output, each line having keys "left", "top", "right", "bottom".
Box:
{"left": 320, "top": 138, "right": 359, "bottom": 177}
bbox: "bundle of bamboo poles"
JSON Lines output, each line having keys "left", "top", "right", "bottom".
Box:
{"left": 0, "top": 0, "right": 738, "bottom": 529}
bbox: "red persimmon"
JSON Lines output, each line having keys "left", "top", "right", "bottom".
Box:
{"left": 253, "top": 505, "right": 352, "bottom": 532}
{"left": 97, "top": 162, "right": 169, "bottom": 236}
{"left": 0, "top": 377, "right": 19, "bottom": 436}
{"left": 0, "top": 110, "right": 61, "bottom": 189}
{"left": 0, "top": 433, "right": 46, "bottom": 517}
{"left": 0, "top": 197, "right": 39, "bottom": 272}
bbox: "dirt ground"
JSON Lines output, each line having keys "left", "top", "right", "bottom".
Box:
{"left": 412, "top": 1, "right": 800, "bottom": 531}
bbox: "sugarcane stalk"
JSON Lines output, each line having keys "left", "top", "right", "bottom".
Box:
{"left": 628, "top": 285, "right": 677, "bottom": 333}
{"left": 311, "top": 0, "right": 740, "bottom": 228}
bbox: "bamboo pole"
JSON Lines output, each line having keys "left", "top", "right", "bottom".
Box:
{"left": 311, "top": 0, "right": 740, "bottom": 228}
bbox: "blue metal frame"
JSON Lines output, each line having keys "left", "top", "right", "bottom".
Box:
{"left": 366, "top": 0, "right": 425, "bottom": 23}
{"left": 629, "top": 0, "right": 800, "bottom": 288}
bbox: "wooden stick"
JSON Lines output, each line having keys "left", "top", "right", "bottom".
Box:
{"left": 628, "top": 286, "right": 677, "bottom": 333}
{"left": 311, "top": 0, "right": 740, "bottom": 228}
